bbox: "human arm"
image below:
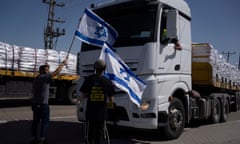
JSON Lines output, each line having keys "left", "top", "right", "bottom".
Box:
{"left": 51, "top": 58, "right": 68, "bottom": 77}
{"left": 78, "top": 77, "right": 91, "bottom": 102}
{"left": 109, "top": 96, "right": 114, "bottom": 103}
{"left": 161, "top": 28, "right": 182, "bottom": 51}
{"left": 107, "top": 81, "right": 114, "bottom": 108}
{"left": 78, "top": 92, "right": 87, "bottom": 103}
{"left": 171, "top": 38, "right": 182, "bottom": 50}
{"left": 107, "top": 96, "right": 114, "bottom": 109}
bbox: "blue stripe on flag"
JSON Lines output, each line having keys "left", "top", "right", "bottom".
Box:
{"left": 105, "top": 73, "right": 141, "bottom": 104}
{"left": 75, "top": 30, "right": 104, "bottom": 46}
{"left": 103, "top": 46, "right": 146, "bottom": 85}
{"left": 84, "top": 8, "right": 118, "bottom": 40}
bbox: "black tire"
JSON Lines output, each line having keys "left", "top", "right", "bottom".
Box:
{"left": 211, "top": 98, "right": 221, "bottom": 123}
{"left": 162, "top": 97, "right": 185, "bottom": 139}
{"left": 220, "top": 99, "right": 229, "bottom": 122}
{"left": 66, "top": 85, "right": 77, "bottom": 105}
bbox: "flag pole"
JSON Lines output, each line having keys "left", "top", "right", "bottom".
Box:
{"left": 66, "top": 36, "right": 76, "bottom": 58}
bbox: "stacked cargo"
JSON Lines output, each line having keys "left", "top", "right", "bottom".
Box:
{"left": 0, "top": 42, "right": 20, "bottom": 70}
{"left": 19, "top": 47, "right": 37, "bottom": 72}
{"left": 0, "top": 41, "right": 77, "bottom": 75}
{"left": 192, "top": 43, "right": 240, "bottom": 89}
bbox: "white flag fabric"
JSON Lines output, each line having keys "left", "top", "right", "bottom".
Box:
{"left": 99, "top": 43, "right": 146, "bottom": 107}
{"left": 75, "top": 8, "right": 118, "bottom": 47}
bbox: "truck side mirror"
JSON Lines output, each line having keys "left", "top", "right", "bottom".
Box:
{"left": 166, "top": 10, "right": 178, "bottom": 40}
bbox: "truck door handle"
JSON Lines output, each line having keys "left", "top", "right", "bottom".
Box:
{"left": 175, "top": 64, "right": 180, "bottom": 71}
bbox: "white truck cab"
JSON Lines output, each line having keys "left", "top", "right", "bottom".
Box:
{"left": 77, "top": 0, "right": 192, "bottom": 139}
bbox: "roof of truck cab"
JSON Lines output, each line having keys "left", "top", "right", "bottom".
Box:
{"left": 160, "top": 0, "right": 191, "bottom": 18}
{"left": 95, "top": 0, "right": 191, "bottom": 18}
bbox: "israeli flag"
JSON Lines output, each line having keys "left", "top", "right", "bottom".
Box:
{"left": 75, "top": 8, "right": 118, "bottom": 47}
{"left": 99, "top": 43, "right": 146, "bottom": 107}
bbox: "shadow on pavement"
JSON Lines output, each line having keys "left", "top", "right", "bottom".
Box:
{"left": 0, "top": 99, "right": 70, "bottom": 108}
{"left": 0, "top": 120, "right": 171, "bottom": 144}
{"left": 0, "top": 120, "right": 83, "bottom": 144}
{"left": 0, "top": 100, "right": 31, "bottom": 108}
{"left": 0, "top": 121, "right": 136, "bottom": 144}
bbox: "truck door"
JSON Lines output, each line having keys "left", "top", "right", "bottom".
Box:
{"left": 158, "top": 9, "right": 191, "bottom": 75}
{"left": 158, "top": 9, "right": 181, "bottom": 74}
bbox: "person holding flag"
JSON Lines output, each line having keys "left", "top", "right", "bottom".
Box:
{"left": 80, "top": 60, "right": 114, "bottom": 144}
{"left": 31, "top": 57, "right": 68, "bottom": 144}
{"left": 76, "top": 7, "right": 146, "bottom": 144}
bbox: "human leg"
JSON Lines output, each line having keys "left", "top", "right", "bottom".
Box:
{"left": 31, "top": 105, "right": 41, "bottom": 144}
{"left": 39, "top": 104, "right": 50, "bottom": 143}
{"left": 31, "top": 105, "right": 41, "bottom": 138}
{"left": 94, "top": 120, "right": 105, "bottom": 144}
{"left": 85, "top": 120, "right": 97, "bottom": 144}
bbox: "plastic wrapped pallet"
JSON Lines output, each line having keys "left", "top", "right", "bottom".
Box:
{"left": 0, "top": 41, "right": 78, "bottom": 75}
{"left": 0, "top": 42, "right": 20, "bottom": 70}
{"left": 59, "top": 51, "right": 77, "bottom": 74}
{"left": 12, "top": 45, "right": 21, "bottom": 70}
{"left": 19, "top": 47, "right": 37, "bottom": 72}
{"left": 46, "top": 49, "right": 60, "bottom": 72}
{"left": 192, "top": 43, "right": 240, "bottom": 86}
{"left": 35, "top": 49, "right": 47, "bottom": 69}
{"left": 192, "top": 43, "right": 219, "bottom": 82}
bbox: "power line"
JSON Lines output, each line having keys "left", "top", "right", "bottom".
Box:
{"left": 222, "top": 51, "right": 236, "bottom": 63}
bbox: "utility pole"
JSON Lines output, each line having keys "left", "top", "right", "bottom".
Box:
{"left": 222, "top": 51, "right": 236, "bottom": 63}
{"left": 238, "top": 52, "right": 240, "bottom": 70}
{"left": 42, "top": 0, "right": 65, "bottom": 49}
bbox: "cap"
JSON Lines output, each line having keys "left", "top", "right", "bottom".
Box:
{"left": 94, "top": 60, "right": 106, "bottom": 69}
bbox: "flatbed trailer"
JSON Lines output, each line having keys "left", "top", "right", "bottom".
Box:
{"left": 192, "top": 44, "right": 240, "bottom": 118}
{"left": 0, "top": 69, "right": 79, "bottom": 104}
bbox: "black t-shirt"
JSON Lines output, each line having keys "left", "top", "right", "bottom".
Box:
{"left": 80, "top": 74, "right": 114, "bottom": 120}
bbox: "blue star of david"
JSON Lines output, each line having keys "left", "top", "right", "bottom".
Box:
{"left": 94, "top": 25, "right": 107, "bottom": 38}
{"left": 120, "top": 68, "right": 130, "bottom": 81}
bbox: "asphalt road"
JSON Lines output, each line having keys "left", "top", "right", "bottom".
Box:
{"left": 0, "top": 100, "right": 240, "bottom": 144}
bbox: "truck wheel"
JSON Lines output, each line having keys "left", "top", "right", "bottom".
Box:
{"left": 163, "top": 97, "right": 185, "bottom": 139}
{"left": 221, "top": 99, "right": 229, "bottom": 122}
{"left": 211, "top": 98, "right": 221, "bottom": 123}
{"left": 66, "top": 85, "right": 77, "bottom": 105}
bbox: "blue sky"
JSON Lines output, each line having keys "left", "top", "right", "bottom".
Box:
{"left": 0, "top": 0, "right": 239, "bottom": 66}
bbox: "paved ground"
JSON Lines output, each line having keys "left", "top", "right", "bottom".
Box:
{"left": 0, "top": 100, "right": 240, "bottom": 144}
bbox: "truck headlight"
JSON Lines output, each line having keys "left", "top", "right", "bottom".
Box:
{"left": 140, "top": 99, "right": 151, "bottom": 111}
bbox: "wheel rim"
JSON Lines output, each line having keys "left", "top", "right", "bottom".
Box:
{"left": 212, "top": 99, "right": 221, "bottom": 123}
{"left": 169, "top": 107, "right": 183, "bottom": 130}
{"left": 71, "top": 90, "right": 77, "bottom": 103}
{"left": 68, "top": 87, "right": 77, "bottom": 104}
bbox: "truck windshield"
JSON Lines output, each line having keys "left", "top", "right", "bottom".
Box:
{"left": 82, "top": 1, "right": 158, "bottom": 51}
